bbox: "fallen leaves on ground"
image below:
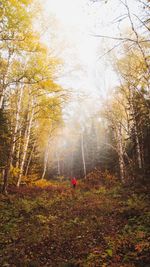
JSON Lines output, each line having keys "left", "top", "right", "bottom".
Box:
{"left": 0, "top": 177, "right": 150, "bottom": 267}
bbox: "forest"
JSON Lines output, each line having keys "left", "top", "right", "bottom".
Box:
{"left": 0, "top": 0, "right": 150, "bottom": 266}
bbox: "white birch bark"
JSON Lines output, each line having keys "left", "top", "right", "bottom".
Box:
{"left": 70, "top": 150, "right": 74, "bottom": 176}
{"left": 25, "top": 140, "right": 36, "bottom": 176}
{"left": 0, "top": 49, "right": 13, "bottom": 109}
{"left": 41, "top": 149, "right": 49, "bottom": 179}
{"left": 81, "top": 131, "right": 87, "bottom": 179}
{"left": 12, "top": 86, "right": 23, "bottom": 157}
{"left": 17, "top": 97, "right": 35, "bottom": 187}
{"left": 2, "top": 87, "right": 23, "bottom": 193}
{"left": 0, "top": 91, "right": 5, "bottom": 109}
{"left": 41, "top": 139, "right": 51, "bottom": 180}
{"left": 16, "top": 128, "right": 22, "bottom": 169}
{"left": 116, "top": 124, "right": 125, "bottom": 183}
{"left": 57, "top": 154, "right": 60, "bottom": 176}
{"left": 129, "top": 88, "right": 142, "bottom": 169}
{"left": 134, "top": 121, "right": 142, "bottom": 169}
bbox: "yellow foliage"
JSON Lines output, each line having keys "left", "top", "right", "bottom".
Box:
{"left": 34, "top": 179, "right": 57, "bottom": 188}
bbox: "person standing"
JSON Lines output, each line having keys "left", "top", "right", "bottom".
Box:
{"left": 71, "top": 177, "right": 77, "bottom": 189}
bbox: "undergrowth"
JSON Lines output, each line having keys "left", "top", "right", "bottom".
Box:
{"left": 0, "top": 178, "right": 149, "bottom": 267}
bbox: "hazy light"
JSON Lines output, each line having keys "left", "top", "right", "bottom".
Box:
{"left": 40, "top": 0, "right": 139, "bottom": 115}
{"left": 38, "top": 0, "right": 142, "bottom": 174}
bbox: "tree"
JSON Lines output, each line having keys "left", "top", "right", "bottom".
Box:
{"left": 0, "top": 0, "right": 64, "bottom": 193}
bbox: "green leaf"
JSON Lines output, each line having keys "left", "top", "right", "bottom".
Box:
{"left": 106, "top": 249, "right": 113, "bottom": 257}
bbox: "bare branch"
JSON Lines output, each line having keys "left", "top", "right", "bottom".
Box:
{"left": 92, "top": 33, "right": 150, "bottom": 43}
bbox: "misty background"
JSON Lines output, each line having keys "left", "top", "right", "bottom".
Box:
{"left": 38, "top": 0, "right": 142, "bottom": 179}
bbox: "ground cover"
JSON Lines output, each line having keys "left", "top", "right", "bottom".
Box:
{"left": 0, "top": 179, "right": 150, "bottom": 267}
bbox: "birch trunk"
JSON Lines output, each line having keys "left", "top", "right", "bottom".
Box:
{"left": 140, "top": 128, "right": 145, "bottom": 169}
{"left": 116, "top": 125, "right": 125, "bottom": 183}
{"left": 2, "top": 87, "right": 23, "bottom": 193}
{"left": 57, "top": 155, "right": 60, "bottom": 176}
{"left": 15, "top": 128, "right": 22, "bottom": 169}
{"left": 17, "top": 98, "right": 34, "bottom": 187}
{"left": 12, "top": 87, "right": 23, "bottom": 157}
{"left": 41, "top": 124, "right": 56, "bottom": 180}
{"left": 25, "top": 140, "right": 36, "bottom": 176}
{"left": 41, "top": 152, "right": 48, "bottom": 180}
{"left": 70, "top": 150, "right": 74, "bottom": 176}
{"left": 130, "top": 92, "right": 142, "bottom": 169}
{"left": 41, "top": 143, "right": 50, "bottom": 180}
{"left": 134, "top": 122, "right": 142, "bottom": 169}
{"left": 0, "top": 90, "right": 5, "bottom": 109}
{"left": 81, "top": 132, "right": 87, "bottom": 179}
{"left": 0, "top": 49, "right": 13, "bottom": 109}
{"left": 0, "top": 84, "right": 7, "bottom": 109}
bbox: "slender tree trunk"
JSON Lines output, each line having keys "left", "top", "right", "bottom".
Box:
{"left": 0, "top": 50, "right": 13, "bottom": 109}
{"left": 41, "top": 156, "right": 48, "bottom": 179}
{"left": 140, "top": 128, "right": 145, "bottom": 169}
{"left": 12, "top": 86, "right": 23, "bottom": 158}
{"left": 17, "top": 98, "right": 34, "bottom": 187}
{"left": 129, "top": 87, "right": 142, "bottom": 169}
{"left": 81, "top": 132, "right": 87, "bottom": 178}
{"left": 135, "top": 125, "right": 142, "bottom": 169}
{"left": 57, "top": 154, "right": 60, "bottom": 176}
{"left": 16, "top": 129, "right": 22, "bottom": 169}
{"left": 0, "top": 91, "right": 5, "bottom": 109}
{"left": 2, "top": 87, "right": 23, "bottom": 193}
{"left": 41, "top": 124, "right": 56, "bottom": 180}
{"left": 25, "top": 140, "right": 36, "bottom": 176}
{"left": 70, "top": 150, "right": 74, "bottom": 176}
{"left": 116, "top": 124, "right": 125, "bottom": 183}
{"left": 2, "top": 148, "right": 13, "bottom": 194}
{"left": 41, "top": 135, "right": 52, "bottom": 180}
{"left": 132, "top": 110, "right": 142, "bottom": 169}
{"left": 41, "top": 147, "right": 50, "bottom": 180}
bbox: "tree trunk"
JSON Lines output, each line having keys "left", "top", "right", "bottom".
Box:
{"left": 41, "top": 146, "right": 50, "bottom": 180}
{"left": 17, "top": 98, "right": 34, "bottom": 187}
{"left": 25, "top": 140, "right": 36, "bottom": 176}
{"left": 2, "top": 146, "right": 13, "bottom": 194}
{"left": 12, "top": 86, "right": 23, "bottom": 158}
{"left": 15, "top": 128, "right": 22, "bottom": 169}
{"left": 0, "top": 49, "right": 13, "bottom": 109}
{"left": 70, "top": 150, "right": 74, "bottom": 176}
{"left": 41, "top": 135, "right": 52, "bottom": 180}
{"left": 81, "top": 132, "right": 87, "bottom": 178}
{"left": 0, "top": 92, "right": 5, "bottom": 109}
{"left": 140, "top": 128, "right": 145, "bottom": 169}
{"left": 116, "top": 124, "right": 125, "bottom": 183}
{"left": 2, "top": 87, "right": 23, "bottom": 193}
{"left": 41, "top": 124, "right": 56, "bottom": 180}
{"left": 129, "top": 87, "right": 142, "bottom": 169}
{"left": 134, "top": 124, "right": 142, "bottom": 169}
{"left": 57, "top": 155, "right": 60, "bottom": 176}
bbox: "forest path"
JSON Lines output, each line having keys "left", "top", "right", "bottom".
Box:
{"left": 0, "top": 182, "right": 149, "bottom": 267}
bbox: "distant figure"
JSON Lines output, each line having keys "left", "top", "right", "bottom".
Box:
{"left": 71, "top": 177, "right": 77, "bottom": 189}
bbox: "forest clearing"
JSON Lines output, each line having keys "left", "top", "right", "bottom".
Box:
{"left": 0, "top": 0, "right": 150, "bottom": 266}
{"left": 0, "top": 172, "right": 150, "bottom": 267}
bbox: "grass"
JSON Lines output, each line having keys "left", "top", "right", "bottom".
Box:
{"left": 0, "top": 180, "right": 150, "bottom": 267}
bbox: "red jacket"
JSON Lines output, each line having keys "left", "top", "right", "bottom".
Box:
{"left": 71, "top": 178, "right": 77, "bottom": 185}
